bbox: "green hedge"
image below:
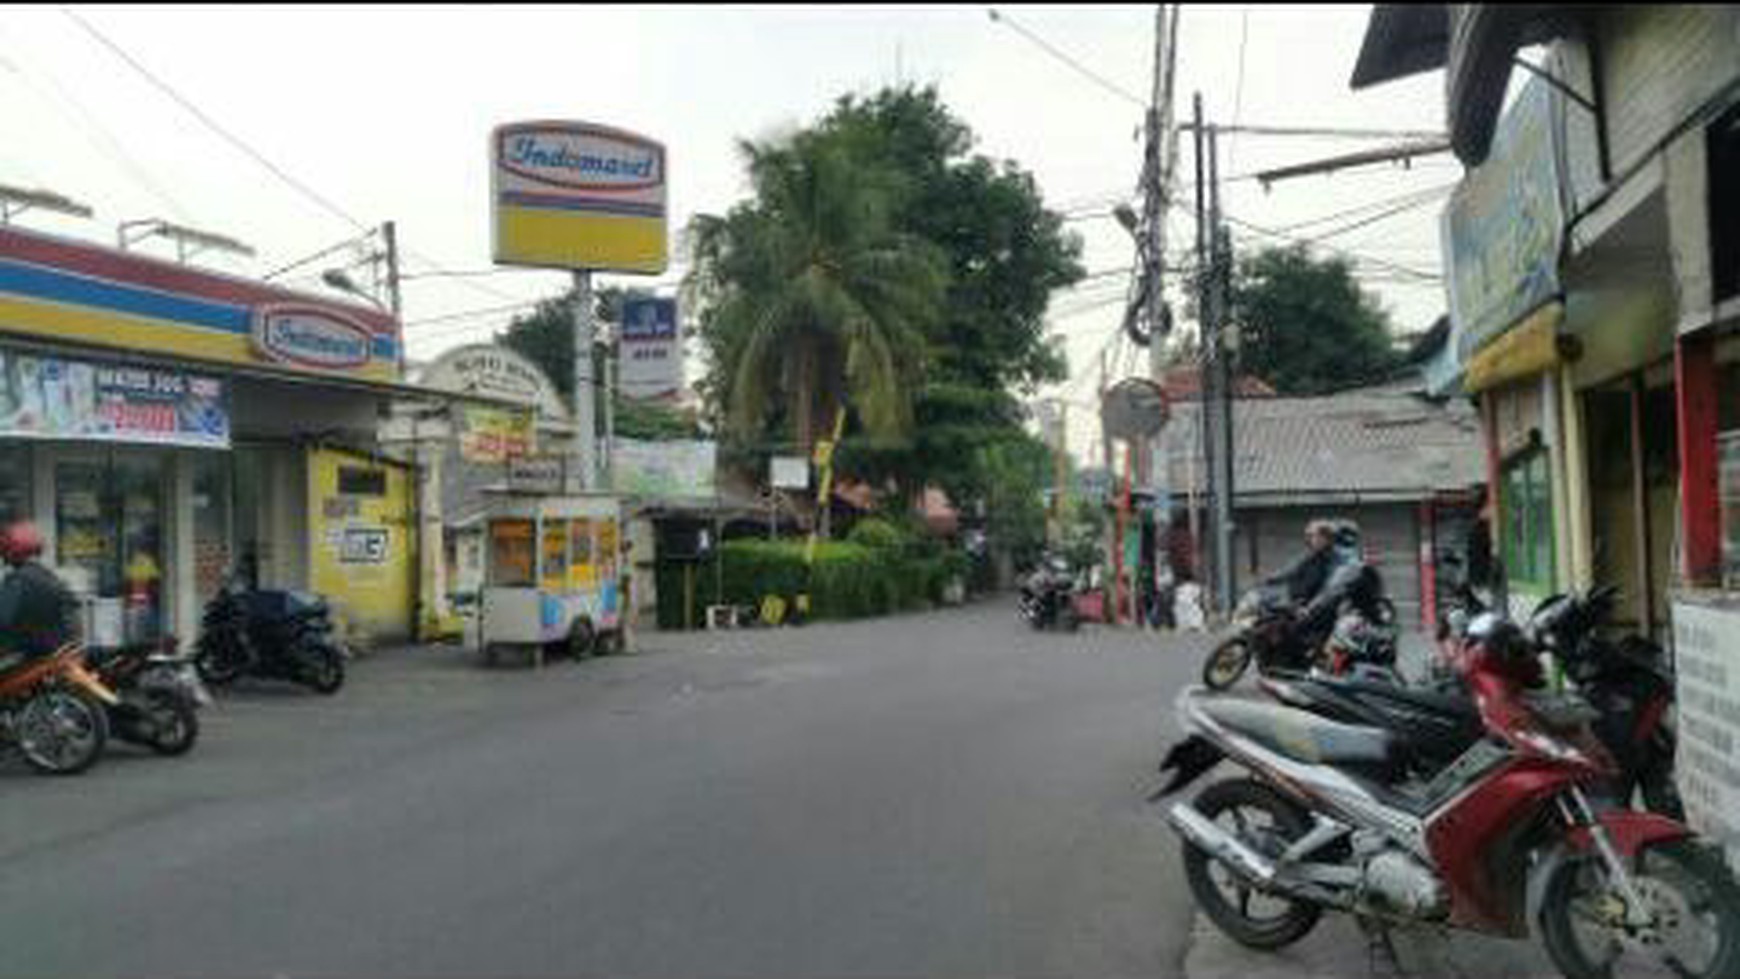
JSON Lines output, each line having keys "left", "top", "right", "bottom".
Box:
{"left": 657, "top": 536, "right": 965, "bottom": 628}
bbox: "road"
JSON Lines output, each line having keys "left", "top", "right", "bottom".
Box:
{"left": 0, "top": 603, "right": 1549, "bottom": 978}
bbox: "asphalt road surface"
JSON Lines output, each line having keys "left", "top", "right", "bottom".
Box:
{"left": 0, "top": 602, "right": 1549, "bottom": 978}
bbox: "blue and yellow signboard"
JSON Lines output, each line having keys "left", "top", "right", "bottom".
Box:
{"left": 0, "top": 225, "right": 400, "bottom": 382}
{"left": 491, "top": 121, "right": 668, "bottom": 274}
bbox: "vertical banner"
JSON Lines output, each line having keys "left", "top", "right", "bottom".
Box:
{"left": 618, "top": 296, "right": 682, "bottom": 400}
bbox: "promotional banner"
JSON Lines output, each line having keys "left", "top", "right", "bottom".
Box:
{"left": 1442, "top": 76, "right": 1565, "bottom": 365}
{"left": 0, "top": 347, "right": 229, "bottom": 448}
{"left": 770, "top": 456, "right": 809, "bottom": 490}
{"left": 1671, "top": 601, "right": 1740, "bottom": 869}
{"left": 458, "top": 406, "right": 536, "bottom": 463}
{"left": 619, "top": 296, "right": 681, "bottom": 400}
{"left": 612, "top": 439, "right": 715, "bottom": 499}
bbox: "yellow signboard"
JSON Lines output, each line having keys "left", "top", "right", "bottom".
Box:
{"left": 491, "top": 121, "right": 668, "bottom": 274}
{"left": 458, "top": 406, "right": 536, "bottom": 463}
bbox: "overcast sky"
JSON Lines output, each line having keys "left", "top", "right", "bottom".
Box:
{"left": 1, "top": 4, "right": 1456, "bottom": 459}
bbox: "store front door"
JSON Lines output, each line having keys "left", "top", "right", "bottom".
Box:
{"left": 53, "top": 450, "right": 170, "bottom": 649}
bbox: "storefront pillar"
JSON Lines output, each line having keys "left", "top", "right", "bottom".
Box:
{"left": 1676, "top": 332, "right": 1722, "bottom": 586}
{"left": 1557, "top": 364, "right": 1595, "bottom": 590}
{"left": 1543, "top": 370, "right": 1574, "bottom": 593}
{"left": 172, "top": 453, "right": 198, "bottom": 649}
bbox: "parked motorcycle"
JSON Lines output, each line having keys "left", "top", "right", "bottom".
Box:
{"left": 1156, "top": 610, "right": 1740, "bottom": 979}
{"left": 0, "top": 643, "right": 119, "bottom": 775}
{"left": 1017, "top": 557, "right": 1081, "bottom": 632}
{"left": 88, "top": 638, "right": 206, "bottom": 756}
{"left": 1530, "top": 586, "right": 1681, "bottom": 820}
{"left": 195, "top": 578, "right": 346, "bottom": 695}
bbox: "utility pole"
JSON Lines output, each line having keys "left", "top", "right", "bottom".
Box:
{"left": 1144, "top": 3, "right": 1179, "bottom": 454}
{"left": 382, "top": 221, "right": 404, "bottom": 372}
{"left": 1191, "top": 94, "right": 1211, "bottom": 608}
{"left": 1208, "top": 123, "right": 1237, "bottom": 615}
{"left": 572, "top": 271, "right": 598, "bottom": 492}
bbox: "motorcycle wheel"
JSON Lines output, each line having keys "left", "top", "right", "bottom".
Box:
{"left": 1181, "top": 778, "right": 1322, "bottom": 950}
{"left": 136, "top": 689, "right": 199, "bottom": 757}
{"left": 15, "top": 689, "right": 108, "bottom": 776}
{"left": 1538, "top": 840, "right": 1740, "bottom": 979}
{"left": 194, "top": 640, "right": 244, "bottom": 686}
{"left": 1202, "top": 638, "right": 1254, "bottom": 690}
{"left": 303, "top": 646, "right": 345, "bottom": 695}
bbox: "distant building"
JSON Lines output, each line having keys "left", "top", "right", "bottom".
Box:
{"left": 1163, "top": 379, "right": 1486, "bottom": 630}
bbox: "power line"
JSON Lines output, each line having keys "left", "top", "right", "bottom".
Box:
{"left": 1223, "top": 212, "right": 1443, "bottom": 281}
{"left": 1227, "top": 8, "right": 1249, "bottom": 176}
{"left": 61, "top": 8, "right": 362, "bottom": 233}
{"left": 987, "top": 8, "right": 1147, "bottom": 109}
{"left": 60, "top": 8, "right": 520, "bottom": 306}
{"left": 1260, "top": 182, "right": 1455, "bottom": 235}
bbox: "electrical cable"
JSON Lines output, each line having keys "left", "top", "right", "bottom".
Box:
{"left": 60, "top": 7, "right": 521, "bottom": 306}
{"left": 986, "top": 8, "right": 1147, "bottom": 109}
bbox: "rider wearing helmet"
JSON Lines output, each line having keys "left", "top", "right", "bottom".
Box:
{"left": 0, "top": 521, "right": 80, "bottom": 666}
{"left": 1289, "top": 520, "right": 1388, "bottom": 656}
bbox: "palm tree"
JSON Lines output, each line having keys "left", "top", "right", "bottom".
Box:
{"left": 688, "top": 133, "right": 945, "bottom": 452}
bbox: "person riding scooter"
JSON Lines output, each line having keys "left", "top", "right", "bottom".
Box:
{"left": 1261, "top": 519, "right": 1339, "bottom": 605}
{"left": 0, "top": 521, "right": 81, "bottom": 670}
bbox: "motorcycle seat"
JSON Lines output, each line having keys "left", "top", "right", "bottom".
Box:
{"left": 1329, "top": 678, "right": 1476, "bottom": 722}
{"left": 1199, "top": 695, "right": 1404, "bottom": 778}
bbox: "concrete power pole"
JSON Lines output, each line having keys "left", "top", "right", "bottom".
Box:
{"left": 1145, "top": 4, "right": 1179, "bottom": 466}
{"left": 572, "top": 271, "right": 598, "bottom": 492}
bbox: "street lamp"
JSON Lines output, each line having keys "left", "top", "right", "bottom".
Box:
{"left": 1112, "top": 203, "right": 1141, "bottom": 236}
{"left": 322, "top": 268, "right": 387, "bottom": 310}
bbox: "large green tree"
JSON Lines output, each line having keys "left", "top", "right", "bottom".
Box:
{"left": 688, "top": 130, "right": 946, "bottom": 452}
{"left": 1229, "top": 244, "right": 1404, "bottom": 395}
{"left": 812, "top": 87, "right": 1084, "bottom": 516}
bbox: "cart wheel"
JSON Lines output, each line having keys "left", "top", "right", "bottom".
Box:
{"left": 567, "top": 620, "right": 597, "bottom": 661}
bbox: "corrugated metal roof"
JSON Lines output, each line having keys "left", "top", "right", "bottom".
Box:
{"left": 1162, "top": 385, "right": 1484, "bottom": 501}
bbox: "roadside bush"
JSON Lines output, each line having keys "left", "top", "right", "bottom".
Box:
{"left": 699, "top": 536, "right": 946, "bottom": 624}
{"left": 846, "top": 517, "right": 907, "bottom": 552}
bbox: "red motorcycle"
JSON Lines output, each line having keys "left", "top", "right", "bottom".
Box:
{"left": 1156, "top": 608, "right": 1739, "bottom": 978}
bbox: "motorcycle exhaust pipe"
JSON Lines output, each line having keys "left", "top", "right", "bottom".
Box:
{"left": 1167, "top": 801, "right": 1279, "bottom": 886}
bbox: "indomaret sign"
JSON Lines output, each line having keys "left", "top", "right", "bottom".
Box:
{"left": 491, "top": 121, "right": 668, "bottom": 273}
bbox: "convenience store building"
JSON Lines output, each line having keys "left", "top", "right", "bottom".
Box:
{"left": 0, "top": 223, "right": 433, "bottom": 648}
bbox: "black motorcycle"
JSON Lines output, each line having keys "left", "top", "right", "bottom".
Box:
{"left": 1017, "top": 558, "right": 1080, "bottom": 631}
{"left": 1258, "top": 584, "right": 1682, "bottom": 817}
{"left": 195, "top": 579, "right": 346, "bottom": 695}
{"left": 88, "top": 639, "right": 205, "bottom": 756}
{"left": 1530, "top": 585, "right": 1681, "bottom": 818}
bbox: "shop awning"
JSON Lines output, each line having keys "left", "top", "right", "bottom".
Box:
{"left": 0, "top": 327, "right": 524, "bottom": 410}
{"left": 1463, "top": 301, "right": 1566, "bottom": 394}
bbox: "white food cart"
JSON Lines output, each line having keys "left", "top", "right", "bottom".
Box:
{"left": 468, "top": 491, "right": 625, "bottom": 667}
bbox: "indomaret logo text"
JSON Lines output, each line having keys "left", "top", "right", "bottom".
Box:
{"left": 499, "top": 126, "right": 663, "bottom": 190}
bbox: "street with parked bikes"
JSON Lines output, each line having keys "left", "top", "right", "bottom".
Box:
{"left": 0, "top": 602, "right": 1578, "bottom": 979}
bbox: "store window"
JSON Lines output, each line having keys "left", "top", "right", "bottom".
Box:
{"left": 489, "top": 519, "right": 534, "bottom": 588}
{"left": 338, "top": 466, "right": 387, "bottom": 497}
{"left": 568, "top": 519, "right": 596, "bottom": 591}
{"left": 0, "top": 444, "right": 31, "bottom": 526}
{"left": 192, "top": 454, "right": 232, "bottom": 602}
{"left": 540, "top": 520, "right": 569, "bottom": 592}
{"left": 1501, "top": 449, "right": 1555, "bottom": 589}
{"left": 56, "top": 455, "right": 167, "bottom": 647}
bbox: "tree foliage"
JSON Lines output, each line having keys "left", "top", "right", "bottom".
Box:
{"left": 687, "top": 129, "right": 946, "bottom": 451}
{"left": 1229, "top": 244, "right": 1403, "bottom": 395}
